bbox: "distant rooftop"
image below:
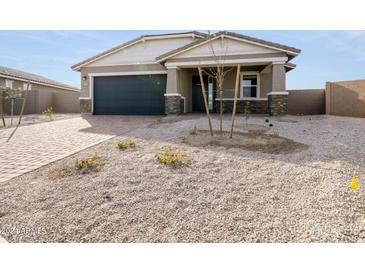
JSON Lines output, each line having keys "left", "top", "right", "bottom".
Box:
{"left": 0, "top": 65, "right": 79, "bottom": 91}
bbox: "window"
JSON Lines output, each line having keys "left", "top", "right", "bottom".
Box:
{"left": 23, "top": 82, "right": 32, "bottom": 91}
{"left": 5, "top": 79, "right": 13, "bottom": 89}
{"left": 241, "top": 73, "right": 259, "bottom": 98}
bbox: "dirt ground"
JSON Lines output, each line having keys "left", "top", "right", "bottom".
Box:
{"left": 1, "top": 114, "right": 365, "bottom": 243}
{"left": 182, "top": 129, "right": 309, "bottom": 154}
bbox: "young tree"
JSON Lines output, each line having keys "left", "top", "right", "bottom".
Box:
{"left": 202, "top": 33, "right": 233, "bottom": 132}
{"left": 229, "top": 64, "right": 241, "bottom": 138}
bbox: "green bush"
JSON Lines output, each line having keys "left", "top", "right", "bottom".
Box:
{"left": 117, "top": 139, "right": 137, "bottom": 150}
{"left": 155, "top": 147, "right": 188, "bottom": 167}
{"left": 42, "top": 106, "right": 54, "bottom": 120}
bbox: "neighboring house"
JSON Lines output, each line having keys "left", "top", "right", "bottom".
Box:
{"left": 72, "top": 31, "right": 301, "bottom": 116}
{"left": 0, "top": 66, "right": 80, "bottom": 114}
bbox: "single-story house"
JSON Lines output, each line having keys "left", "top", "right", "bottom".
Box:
{"left": 72, "top": 31, "right": 301, "bottom": 116}
{"left": 0, "top": 66, "right": 80, "bottom": 114}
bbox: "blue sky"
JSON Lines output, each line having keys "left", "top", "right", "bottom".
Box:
{"left": 0, "top": 30, "right": 364, "bottom": 89}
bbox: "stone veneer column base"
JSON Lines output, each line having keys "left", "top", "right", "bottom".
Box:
{"left": 214, "top": 99, "right": 268, "bottom": 114}
{"left": 268, "top": 93, "right": 288, "bottom": 116}
{"left": 80, "top": 98, "right": 92, "bottom": 113}
{"left": 165, "top": 95, "right": 183, "bottom": 115}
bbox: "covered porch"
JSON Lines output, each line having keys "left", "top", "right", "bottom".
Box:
{"left": 164, "top": 59, "right": 293, "bottom": 116}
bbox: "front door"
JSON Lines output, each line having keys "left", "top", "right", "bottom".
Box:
{"left": 192, "top": 76, "right": 215, "bottom": 112}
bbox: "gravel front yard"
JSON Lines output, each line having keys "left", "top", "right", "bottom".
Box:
{"left": 1, "top": 114, "right": 365, "bottom": 242}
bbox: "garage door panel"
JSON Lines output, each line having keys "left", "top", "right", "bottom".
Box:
{"left": 93, "top": 74, "right": 166, "bottom": 115}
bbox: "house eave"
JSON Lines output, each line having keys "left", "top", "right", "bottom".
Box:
{"left": 155, "top": 31, "right": 301, "bottom": 63}
{"left": 71, "top": 31, "right": 207, "bottom": 71}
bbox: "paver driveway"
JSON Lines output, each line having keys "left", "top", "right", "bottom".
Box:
{"left": 0, "top": 115, "right": 158, "bottom": 183}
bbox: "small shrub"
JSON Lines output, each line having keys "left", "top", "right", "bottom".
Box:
{"left": 42, "top": 106, "right": 54, "bottom": 120}
{"left": 117, "top": 139, "right": 137, "bottom": 150}
{"left": 243, "top": 102, "right": 251, "bottom": 127}
{"left": 75, "top": 154, "right": 106, "bottom": 173}
{"left": 190, "top": 125, "right": 198, "bottom": 135}
{"left": 155, "top": 147, "right": 189, "bottom": 167}
{"left": 3, "top": 88, "right": 22, "bottom": 100}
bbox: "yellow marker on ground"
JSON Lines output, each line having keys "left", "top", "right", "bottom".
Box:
{"left": 350, "top": 176, "right": 359, "bottom": 192}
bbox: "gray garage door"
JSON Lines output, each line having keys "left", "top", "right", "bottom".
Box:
{"left": 93, "top": 74, "right": 166, "bottom": 115}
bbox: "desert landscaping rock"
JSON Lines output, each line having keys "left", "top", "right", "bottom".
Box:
{"left": 0, "top": 115, "right": 365, "bottom": 242}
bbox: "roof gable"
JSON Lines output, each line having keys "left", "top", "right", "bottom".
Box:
{"left": 86, "top": 37, "right": 197, "bottom": 67}
{"left": 156, "top": 31, "right": 301, "bottom": 61}
{"left": 172, "top": 36, "right": 279, "bottom": 59}
{"left": 71, "top": 31, "right": 207, "bottom": 71}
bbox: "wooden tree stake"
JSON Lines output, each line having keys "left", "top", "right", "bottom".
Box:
{"left": 229, "top": 64, "right": 241, "bottom": 138}
{"left": 0, "top": 90, "right": 5, "bottom": 127}
{"left": 198, "top": 66, "right": 214, "bottom": 136}
{"left": 18, "top": 81, "right": 30, "bottom": 126}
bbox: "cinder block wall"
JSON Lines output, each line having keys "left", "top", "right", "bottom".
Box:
{"left": 287, "top": 89, "right": 325, "bottom": 115}
{"left": 325, "top": 80, "right": 365, "bottom": 118}
{"left": 1, "top": 79, "right": 80, "bottom": 114}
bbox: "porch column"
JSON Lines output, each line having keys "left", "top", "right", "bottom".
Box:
{"left": 268, "top": 62, "right": 288, "bottom": 115}
{"left": 165, "top": 67, "right": 183, "bottom": 115}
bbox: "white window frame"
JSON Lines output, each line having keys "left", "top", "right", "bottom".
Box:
{"left": 5, "top": 79, "right": 13, "bottom": 89}
{"left": 23, "top": 82, "right": 32, "bottom": 91}
{"left": 240, "top": 71, "right": 260, "bottom": 99}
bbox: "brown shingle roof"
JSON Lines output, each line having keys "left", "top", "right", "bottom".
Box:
{"left": 156, "top": 31, "right": 301, "bottom": 61}
{"left": 71, "top": 31, "right": 208, "bottom": 71}
{"left": 0, "top": 65, "right": 79, "bottom": 91}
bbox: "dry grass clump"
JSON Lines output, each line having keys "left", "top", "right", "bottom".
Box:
{"left": 48, "top": 155, "right": 107, "bottom": 181}
{"left": 155, "top": 147, "right": 189, "bottom": 167}
{"left": 117, "top": 139, "right": 137, "bottom": 150}
{"left": 48, "top": 166, "right": 73, "bottom": 181}
{"left": 75, "top": 154, "right": 107, "bottom": 174}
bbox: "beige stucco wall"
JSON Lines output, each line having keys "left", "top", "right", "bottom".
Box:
{"left": 80, "top": 64, "right": 167, "bottom": 98}
{"left": 178, "top": 69, "right": 193, "bottom": 112}
{"left": 288, "top": 89, "right": 325, "bottom": 115}
{"left": 260, "top": 70, "right": 272, "bottom": 98}
{"left": 0, "top": 76, "right": 80, "bottom": 114}
{"left": 271, "top": 63, "right": 286, "bottom": 91}
{"left": 325, "top": 79, "right": 365, "bottom": 117}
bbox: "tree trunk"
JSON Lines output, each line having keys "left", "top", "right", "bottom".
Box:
{"left": 198, "top": 67, "right": 214, "bottom": 136}
{"left": 18, "top": 82, "right": 30, "bottom": 126}
{"left": 219, "top": 90, "right": 223, "bottom": 132}
{"left": 229, "top": 64, "right": 241, "bottom": 138}
{"left": 10, "top": 98, "right": 14, "bottom": 127}
{"left": 0, "top": 91, "right": 5, "bottom": 127}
